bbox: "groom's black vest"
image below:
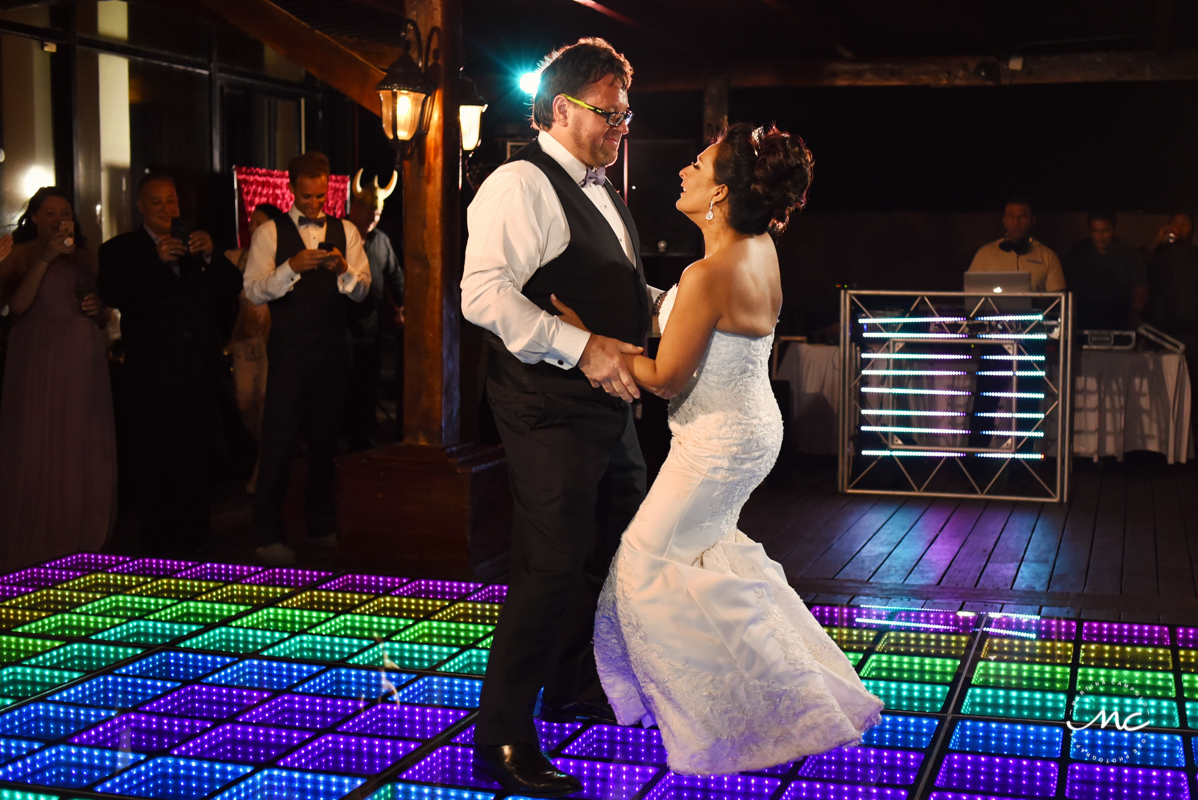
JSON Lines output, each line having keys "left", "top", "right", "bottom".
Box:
{"left": 488, "top": 139, "right": 650, "bottom": 400}
{"left": 268, "top": 215, "right": 348, "bottom": 357}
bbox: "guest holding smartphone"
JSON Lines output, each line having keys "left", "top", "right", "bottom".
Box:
{"left": 0, "top": 187, "right": 115, "bottom": 569}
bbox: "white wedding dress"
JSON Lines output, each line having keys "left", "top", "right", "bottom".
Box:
{"left": 594, "top": 286, "right": 883, "bottom": 775}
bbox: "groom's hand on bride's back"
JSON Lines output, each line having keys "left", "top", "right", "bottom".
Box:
{"left": 578, "top": 334, "right": 642, "bottom": 402}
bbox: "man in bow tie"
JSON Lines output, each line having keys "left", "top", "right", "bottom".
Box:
{"left": 244, "top": 151, "right": 371, "bottom": 566}
{"left": 461, "top": 37, "right": 661, "bottom": 797}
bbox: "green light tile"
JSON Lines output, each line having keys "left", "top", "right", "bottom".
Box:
{"left": 311, "top": 614, "right": 413, "bottom": 640}
{"left": 0, "top": 609, "right": 48, "bottom": 628}
{"left": 1181, "top": 649, "right": 1197, "bottom": 673}
{"left": 436, "top": 649, "right": 489, "bottom": 676}
{"left": 860, "top": 679, "right": 948, "bottom": 713}
{"left": 147, "top": 601, "right": 249, "bottom": 625}
{"left": 860, "top": 654, "right": 959, "bottom": 684}
{"left": 92, "top": 620, "right": 201, "bottom": 645}
{"left": 845, "top": 652, "right": 864, "bottom": 667}
{"left": 971, "top": 661, "right": 1070, "bottom": 692}
{"left": 355, "top": 596, "right": 450, "bottom": 619}
{"left": 981, "top": 637, "right": 1074, "bottom": 665}
{"left": 1187, "top": 701, "right": 1198, "bottom": 727}
{"left": 198, "top": 584, "right": 291, "bottom": 604}
{"left": 0, "top": 635, "right": 63, "bottom": 664}
{"left": 128, "top": 579, "right": 224, "bottom": 600}
{"left": 23, "top": 642, "right": 143, "bottom": 672}
{"left": 392, "top": 620, "right": 494, "bottom": 647}
{"left": 3, "top": 589, "right": 103, "bottom": 612}
{"left": 74, "top": 595, "right": 176, "bottom": 619}
{"left": 961, "top": 687, "right": 1068, "bottom": 720}
{"left": 1077, "top": 668, "right": 1176, "bottom": 699}
{"left": 431, "top": 602, "right": 504, "bottom": 626}
{"left": 56, "top": 573, "right": 152, "bottom": 595}
{"left": 15, "top": 613, "right": 124, "bottom": 638}
{"left": 1079, "top": 643, "right": 1172, "bottom": 671}
{"left": 277, "top": 591, "right": 372, "bottom": 613}
{"left": 347, "top": 641, "right": 459, "bottom": 670}
{"left": 876, "top": 632, "right": 969, "bottom": 658}
{"left": 262, "top": 634, "right": 372, "bottom": 662}
{"left": 0, "top": 665, "right": 82, "bottom": 698}
{"left": 479, "top": 635, "right": 493, "bottom": 648}
{"left": 823, "top": 626, "right": 878, "bottom": 651}
{"left": 1072, "top": 695, "right": 1179, "bottom": 728}
{"left": 1183, "top": 674, "right": 1198, "bottom": 700}
{"left": 178, "top": 626, "right": 289, "bottom": 654}
{"left": 230, "top": 608, "right": 333, "bottom": 633}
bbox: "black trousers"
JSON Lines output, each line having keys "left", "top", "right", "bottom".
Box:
{"left": 343, "top": 337, "right": 382, "bottom": 452}
{"left": 125, "top": 394, "right": 215, "bottom": 555}
{"left": 475, "top": 378, "right": 646, "bottom": 746}
{"left": 253, "top": 346, "right": 348, "bottom": 545}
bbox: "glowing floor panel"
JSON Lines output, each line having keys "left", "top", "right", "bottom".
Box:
{"left": 0, "top": 558, "right": 1189, "bottom": 799}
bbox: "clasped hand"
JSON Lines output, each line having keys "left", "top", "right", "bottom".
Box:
{"left": 551, "top": 293, "right": 642, "bottom": 402}
{"left": 288, "top": 247, "right": 347, "bottom": 276}
{"left": 156, "top": 231, "right": 213, "bottom": 262}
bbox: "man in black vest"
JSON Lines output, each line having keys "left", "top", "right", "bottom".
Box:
{"left": 461, "top": 38, "right": 659, "bottom": 797}
{"left": 98, "top": 173, "right": 242, "bottom": 557}
{"left": 244, "top": 152, "right": 371, "bottom": 566}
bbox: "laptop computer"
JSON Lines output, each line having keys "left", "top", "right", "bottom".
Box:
{"left": 963, "top": 270, "right": 1032, "bottom": 313}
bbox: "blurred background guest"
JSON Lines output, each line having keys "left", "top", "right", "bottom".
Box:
{"left": 1063, "top": 211, "right": 1148, "bottom": 330}
{"left": 967, "top": 197, "right": 1067, "bottom": 292}
{"left": 0, "top": 187, "right": 115, "bottom": 570}
{"left": 1146, "top": 211, "right": 1198, "bottom": 403}
{"left": 224, "top": 202, "right": 286, "bottom": 492}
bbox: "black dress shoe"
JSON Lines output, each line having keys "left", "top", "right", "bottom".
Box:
{"left": 474, "top": 744, "right": 582, "bottom": 797}
{"left": 539, "top": 698, "right": 618, "bottom": 725}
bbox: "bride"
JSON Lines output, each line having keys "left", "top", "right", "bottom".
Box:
{"left": 559, "top": 122, "right": 882, "bottom": 774}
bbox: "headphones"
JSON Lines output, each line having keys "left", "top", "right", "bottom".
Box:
{"left": 999, "top": 238, "right": 1033, "bottom": 256}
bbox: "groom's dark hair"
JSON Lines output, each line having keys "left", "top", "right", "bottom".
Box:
{"left": 531, "top": 37, "right": 632, "bottom": 131}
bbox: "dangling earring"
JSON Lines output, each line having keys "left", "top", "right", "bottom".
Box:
{"left": 705, "top": 197, "right": 715, "bottom": 221}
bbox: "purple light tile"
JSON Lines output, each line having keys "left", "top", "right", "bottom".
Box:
{"left": 453, "top": 719, "right": 580, "bottom": 751}
{"left": 1081, "top": 622, "right": 1170, "bottom": 647}
{"left": 1065, "top": 763, "right": 1191, "bottom": 799}
{"left": 171, "top": 723, "right": 314, "bottom": 763}
{"left": 42, "top": 553, "right": 131, "bottom": 571}
{"left": 319, "top": 574, "right": 410, "bottom": 594}
{"left": 984, "top": 617, "right": 1078, "bottom": 641}
{"left": 0, "top": 585, "right": 36, "bottom": 600}
{"left": 279, "top": 733, "right": 417, "bottom": 774}
{"left": 894, "top": 610, "right": 976, "bottom": 633}
{"left": 797, "top": 747, "right": 923, "bottom": 785}
{"left": 141, "top": 685, "right": 270, "bottom": 721}
{"left": 1175, "top": 627, "right": 1196, "bottom": 649}
{"left": 392, "top": 579, "right": 483, "bottom": 601}
{"left": 243, "top": 568, "right": 333, "bottom": 588}
{"left": 0, "top": 568, "right": 87, "bottom": 589}
{"left": 809, "top": 605, "right": 883, "bottom": 628}
{"left": 236, "top": 694, "right": 362, "bottom": 729}
{"left": 95, "top": 756, "right": 252, "bottom": 798}
{"left": 466, "top": 584, "right": 508, "bottom": 603}
{"left": 70, "top": 713, "right": 212, "bottom": 753}
{"left": 400, "top": 744, "right": 514, "bottom": 790}
{"left": 212, "top": 768, "right": 365, "bottom": 800}
{"left": 338, "top": 703, "right": 468, "bottom": 740}
{"left": 783, "top": 782, "right": 909, "bottom": 800}
{"left": 562, "top": 724, "right": 667, "bottom": 764}
{"left": 645, "top": 772, "right": 781, "bottom": 799}
{"left": 397, "top": 676, "right": 482, "bottom": 708}
{"left": 174, "top": 563, "right": 263, "bottom": 582}
{"left": 550, "top": 757, "right": 659, "bottom": 800}
{"left": 935, "top": 753, "right": 1058, "bottom": 797}
{"left": 109, "top": 558, "right": 197, "bottom": 577}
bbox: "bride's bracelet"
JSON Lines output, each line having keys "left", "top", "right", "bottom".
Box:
{"left": 651, "top": 291, "right": 667, "bottom": 317}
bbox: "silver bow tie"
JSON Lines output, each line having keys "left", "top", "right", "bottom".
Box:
{"left": 582, "top": 166, "right": 606, "bottom": 187}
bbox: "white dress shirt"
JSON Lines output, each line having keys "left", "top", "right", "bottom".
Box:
{"left": 244, "top": 206, "right": 371, "bottom": 306}
{"left": 461, "top": 130, "right": 660, "bottom": 369}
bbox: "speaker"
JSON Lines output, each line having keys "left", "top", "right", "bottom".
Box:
{"left": 624, "top": 139, "right": 703, "bottom": 258}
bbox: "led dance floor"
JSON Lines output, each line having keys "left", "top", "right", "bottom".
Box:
{"left": 0, "top": 555, "right": 1191, "bottom": 799}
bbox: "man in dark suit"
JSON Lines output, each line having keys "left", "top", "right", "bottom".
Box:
{"left": 98, "top": 173, "right": 242, "bottom": 556}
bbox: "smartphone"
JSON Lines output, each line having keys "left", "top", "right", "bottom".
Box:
{"left": 317, "top": 242, "right": 336, "bottom": 252}
{"left": 169, "top": 218, "right": 190, "bottom": 246}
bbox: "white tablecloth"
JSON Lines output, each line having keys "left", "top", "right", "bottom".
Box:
{"left": 1073, "top": 351, "right": 1192, "bottom": 464}
{"left": 776, "top": 344, "right": 1194, "bottom": 463}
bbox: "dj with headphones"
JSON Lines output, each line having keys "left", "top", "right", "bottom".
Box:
{"left": 967, "top": 197, "right": 1067, "bottom": 293}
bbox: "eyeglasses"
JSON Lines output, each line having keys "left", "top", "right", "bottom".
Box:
{"left": 560, "top": 94, "right": 633, "bottom": 128}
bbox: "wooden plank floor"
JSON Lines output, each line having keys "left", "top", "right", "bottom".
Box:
{"left": 746, "top": 454, "right": 1198, "bottom": 623}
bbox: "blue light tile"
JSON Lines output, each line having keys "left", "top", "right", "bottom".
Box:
{"left": 0, "top": 737, "right": 41, "bottom": 764}
{"left": 202, "top": 659, "right": 324, "bottom": 691}
{"left": 0, "top": 744, "right": 143, "bottom": 788}
{"left": 1069, "top": 729, "right": 1185, "bottom": 768}
{"left": 339, "top": 703, "right": 469, "bottom": 741}
{"left": 117, "top": 652, "right": 235, "bottom": 682}
{"left": 294, "top": 667, "right": 414, "bottom": 699}
{"left": 0, "top": 703, "right": 116, "bottom": 740}
{"left": 49, "top": 675, "right": 179, "bottom": 708}
{"left": 797, "top": 747, "right": 923, "bottom": 785}
{"left": 140, "top": 685, "right": 270, "bottom": 721}
{"left": 643, "top": 772, "right": 781, "bottom": 799}
{"left": 862, "top": 714, "right": 939, "bottom": 749}
{"left": 213, "top": 768, "right": 365, "bottom": 800}
{"left": 561, "top": 724, "right": 667, "bottom": 765}
{"left": 94, "top": 756, "right": 251, "bottom": 799}
{"left": 369, "top": 782, "right": 495, "bottom": 800}
{"left": 949, "top": 720, "right": 1063, "bottom": 758}
{"left": 398, "top": 676, "right": 482, "bottom": 708}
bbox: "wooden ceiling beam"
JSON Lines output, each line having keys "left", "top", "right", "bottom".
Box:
{"left": 634, "top": 50, "right": 1198, "bottom": 91}
{"left": 196, "top": 0, "right": 385, "bottom": 115}
{"left": 759, "top": 0, "right": 854, "bottom": 60}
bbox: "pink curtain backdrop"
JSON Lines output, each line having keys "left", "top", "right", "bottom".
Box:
{"left": 233, "top": 166, "right": 350, "bottom": 248}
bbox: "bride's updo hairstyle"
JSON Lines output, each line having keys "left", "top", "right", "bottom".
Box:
{"left": 712, "top": 122, "right": 813, "bottom": 236}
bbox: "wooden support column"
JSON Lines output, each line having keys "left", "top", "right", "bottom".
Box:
{"left": 336, "top": 0, "right": 510, "bottom": 579}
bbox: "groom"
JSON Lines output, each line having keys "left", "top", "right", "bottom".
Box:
{"left": 461, "top": 37, "right": 659, "bottom": 797}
